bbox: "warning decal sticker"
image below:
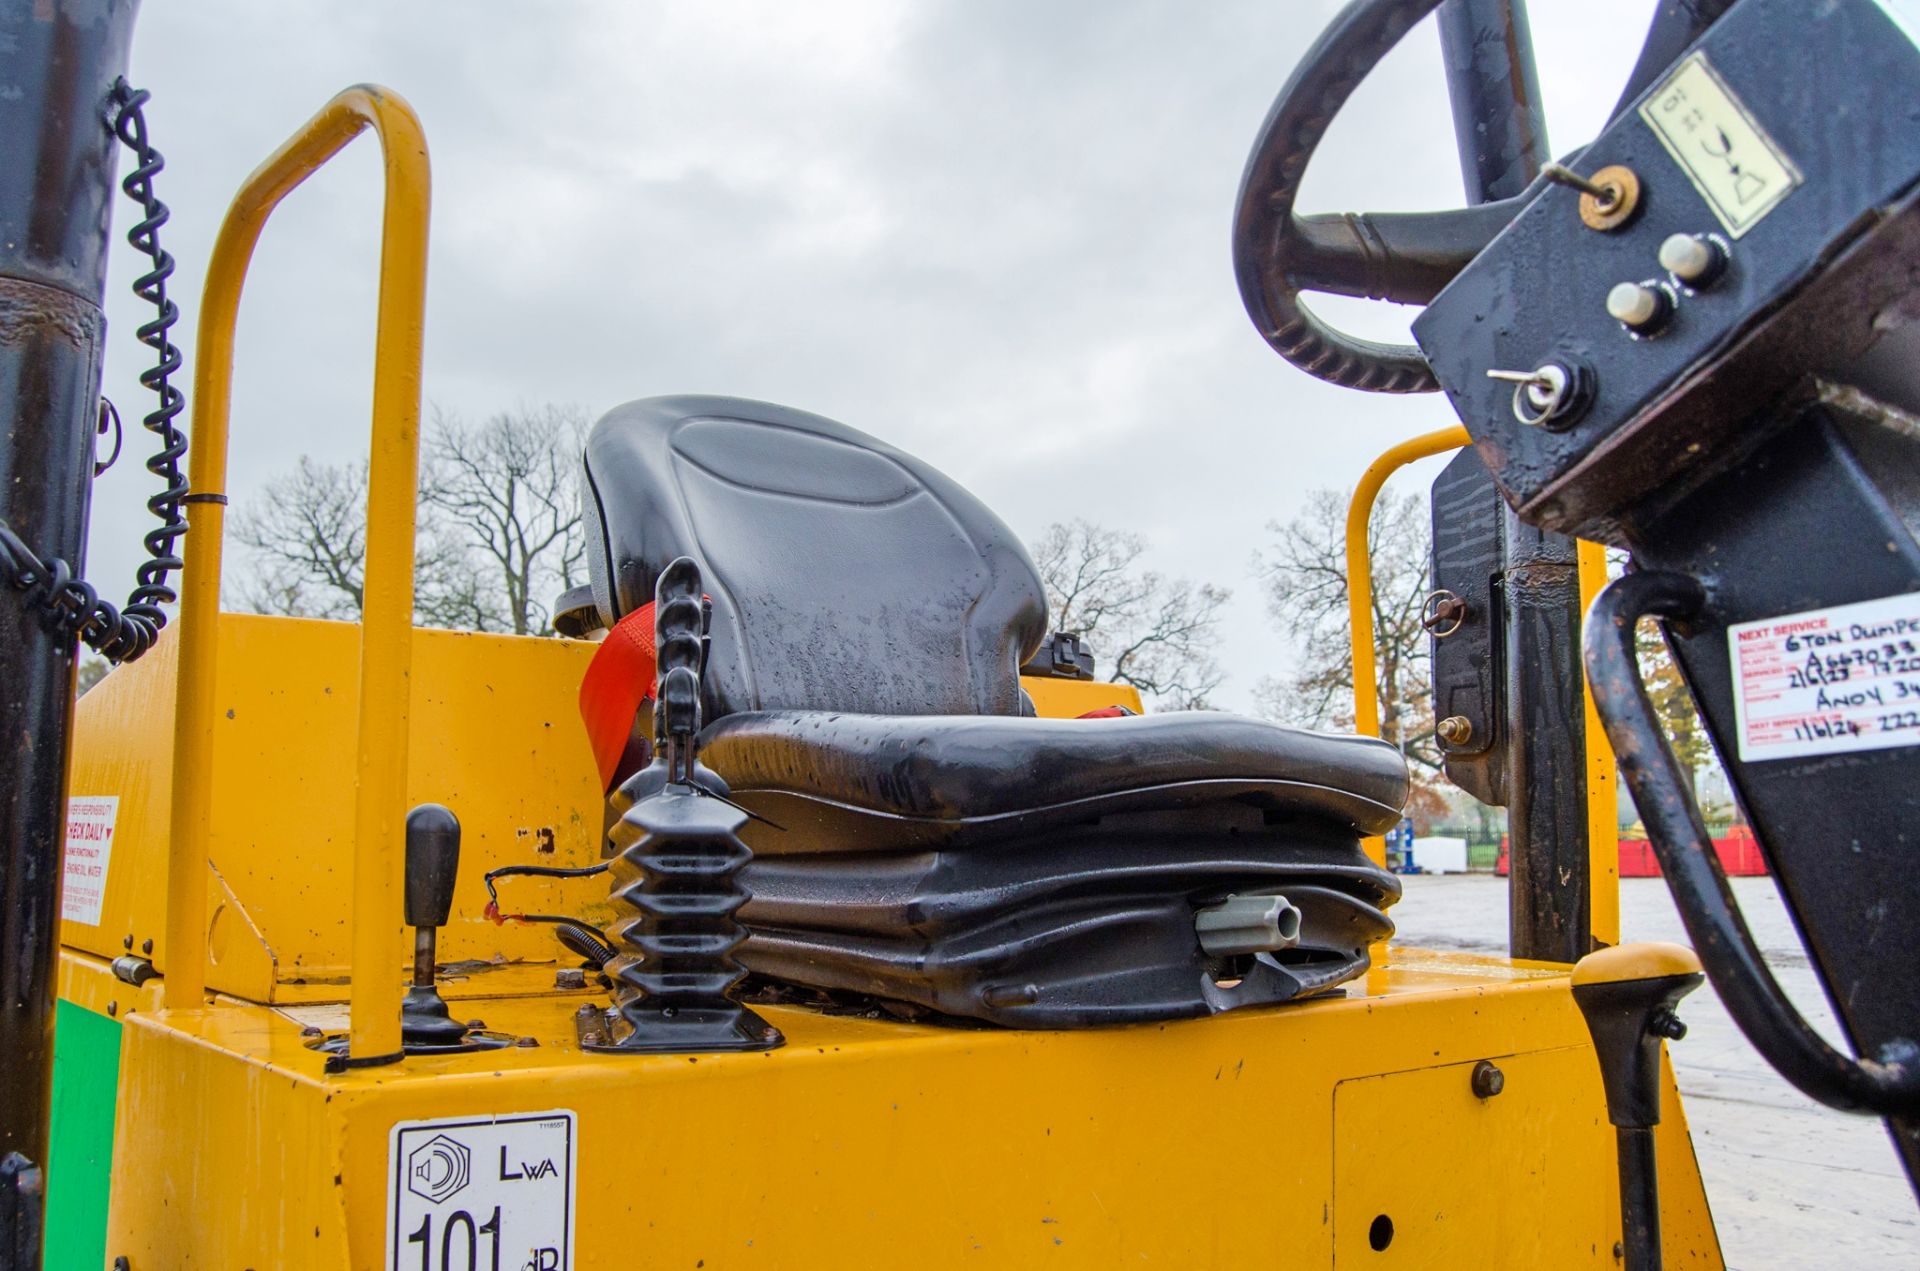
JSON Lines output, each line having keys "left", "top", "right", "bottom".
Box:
{"left": 62, "top": 796, "right": 119, "bottom": 926}
{"left": 1640, "top": 52, "right": 1801, "bottom": 239}
{"left": 1729, "top": 593, "right": 1920, "bottom": 762}
{"left": 388, "top": 1110, "right": 575, "bottom": 1271}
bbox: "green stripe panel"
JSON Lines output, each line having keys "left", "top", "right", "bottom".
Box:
{"left": 46, "top": 999, "right": 122, "bottom": 1271}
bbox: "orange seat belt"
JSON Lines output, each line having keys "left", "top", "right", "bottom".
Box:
{"left": 578, "top": 601, "right": 656, "bottom": 790}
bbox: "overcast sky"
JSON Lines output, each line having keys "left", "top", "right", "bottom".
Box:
{"left": 88, "top": 1, "right": 1658, "bottom": 709}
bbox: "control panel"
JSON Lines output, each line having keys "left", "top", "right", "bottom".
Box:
{"left": 1412, "top": 0, "right": 1920, "bottom": 540}
{"left": 1428, "top": 450, "right": 1505, "bottom": 808}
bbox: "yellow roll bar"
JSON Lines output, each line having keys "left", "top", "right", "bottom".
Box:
{"left": 166, "top": 86, "right": 430, "bottom": 1063}
{"left": 1343, "top": 428, "right": 1620, "bottom": 948}
{"left": 1344, "top": 426, "right": 1471, "bottom": 868}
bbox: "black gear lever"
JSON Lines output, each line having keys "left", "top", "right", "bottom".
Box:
{"left": 310, "top": 803, "right": 509, "bottom": 1068}
{"left": 399, "top": 804, "right": 470, "bottom": 1049}
{"left": 1572, "top": 942, "right": 1705, "bottom": 1271}
{"left": 396, "top": 804, "right": 509, "bottom": 1055}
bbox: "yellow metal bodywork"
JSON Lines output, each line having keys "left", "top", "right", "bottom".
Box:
{"left": 1578, "top": 538, "right": 1622, "bottom": 946}
{"left": 82, "top": 947, "right": 1720, "bottom": 1269}
{"left": 63, "top": 614, "right": 1724, "bottom": 1268}
{"left": 69, "top": 616, "right": 606, "bottom": 1000}
{"left": 1019, "top": 674, "right": 1145, "bottom": 717}
{"left": 66, "top": 614, "right": 1143, "bottom": 1003}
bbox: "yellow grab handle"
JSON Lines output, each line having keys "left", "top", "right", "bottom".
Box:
{"left": 167, "top": 85, "right": 430, "bottom": 1065}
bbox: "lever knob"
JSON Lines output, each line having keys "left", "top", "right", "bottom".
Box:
{"left": 1572, "top": 942, "right": 1704, "bottom": 1271}
{"left": 404, "top": 803, "right": 461, "bottom": 930}
{"left": 1572, "top": 941, "right": 1704, "bottom": 1129}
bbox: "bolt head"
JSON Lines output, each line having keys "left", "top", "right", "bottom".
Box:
{"left": 1470, "top": 1058, "right": 1505, "bottom": 1099}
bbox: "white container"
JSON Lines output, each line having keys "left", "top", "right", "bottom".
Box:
{"left": 1410, "top": 836, "right": 1468, "bottom": 875}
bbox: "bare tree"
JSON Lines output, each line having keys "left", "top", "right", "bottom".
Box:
{"left": 1030, "top": 519, "right": 1229, "bottom": 710}
{"left": 230, "top": 404, "right": 588, "bottom": 636}
{"left": 1254, "top": 488, "right": 1438, "bottom": 775}
{"left": 423, "top": 404, "right": 589, "bottom": 636}
{"left": 232, "top": 456, "right": 371, "bottom": 621}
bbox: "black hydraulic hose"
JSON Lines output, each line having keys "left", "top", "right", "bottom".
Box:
{"left": 1584, "top": 570, "right": 1920, "bottom": 1117}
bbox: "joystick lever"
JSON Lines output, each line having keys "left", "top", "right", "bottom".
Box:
{"left": 1572, "top": 943, "right": 1704, "bottom": 1271}
{"left": 400, "top": 804, "right": 475, "bottom": 1050}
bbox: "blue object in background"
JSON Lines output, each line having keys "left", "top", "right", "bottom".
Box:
{"left": 1387, "top": 819, "right": 1419, "bottom": 874}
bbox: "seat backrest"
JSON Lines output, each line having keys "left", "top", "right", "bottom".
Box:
{"left": 581, "top": 395, "right": 1048, "bottom": 720}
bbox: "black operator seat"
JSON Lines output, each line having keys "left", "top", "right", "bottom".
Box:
{"left": 580, "top": 395, "right": 1407, "bottom": 1028}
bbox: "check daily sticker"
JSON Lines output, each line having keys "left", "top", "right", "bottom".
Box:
{"left": 1729, "top": 593, "right": 1920, "bottom": 762}
{"left": 62, "top": 796, "right": 119, "bottom": 926}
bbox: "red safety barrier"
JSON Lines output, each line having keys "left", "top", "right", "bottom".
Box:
{"left": 1495, "top": 826, "right": 1768, "bottom": 877}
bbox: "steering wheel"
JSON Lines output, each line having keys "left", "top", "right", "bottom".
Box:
{"left": 1233, "top": 0, "right": 1735, "bottom": 394}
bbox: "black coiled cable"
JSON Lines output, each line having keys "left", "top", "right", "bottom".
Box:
{"left": 0, "top": 79, "right": 189, "bottom": 665}
{"left": 112, "top": 79, "right": 190, "bottom": 655}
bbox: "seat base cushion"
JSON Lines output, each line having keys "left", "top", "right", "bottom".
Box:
{"left": 734, "top": 808, "right": 1399, "bottom": 1027}
{"left": 663, "top": 710, "right": 1409, "bottom": 1027}
{"left": 699, "top": 709, "right": 1410, "bottom": 854}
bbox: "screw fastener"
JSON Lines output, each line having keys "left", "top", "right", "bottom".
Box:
{"left": 1650, "top": 1009, "right": 1689, "bottom": 1041}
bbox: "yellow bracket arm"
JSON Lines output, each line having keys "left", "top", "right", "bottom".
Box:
{"left": 1344, "top": 426, "right": 1471, "bottom": 868}
{"left": 1342, "top": 426, "right": 1620, "bottom": 947}
{"left": 166, "top": 86, "right": 430, "bottom": 1063}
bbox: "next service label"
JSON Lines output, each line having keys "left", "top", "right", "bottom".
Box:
{"left": 1729, "top": 593, "right": 1920, "bottom": 762}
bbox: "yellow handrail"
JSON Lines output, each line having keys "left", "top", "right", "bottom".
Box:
{"left": 1344, "top": 426, "right": 1471, "bottom": 868}
{"left": 1342, "top": 427, "right": 1621, "bottom": 946}
{"left": 165, "top": 85, "right": 430, "bottom": 1064}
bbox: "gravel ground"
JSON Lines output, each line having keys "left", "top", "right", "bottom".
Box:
{"left": 1392, "top": 874, "right": 1918, "bottom": 1270}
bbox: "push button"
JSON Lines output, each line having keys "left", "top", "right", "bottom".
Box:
{"left": 1658, "top": 233, "right": 1726, "bottom": 286}
{"left": 1606, "top": 281, "right": 1670, "bottom": 333}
